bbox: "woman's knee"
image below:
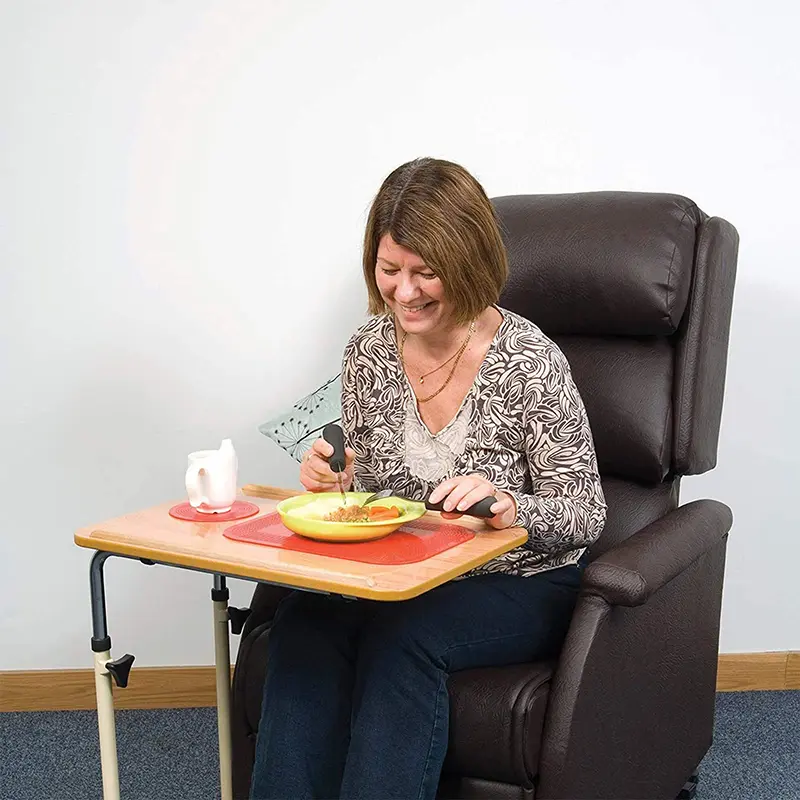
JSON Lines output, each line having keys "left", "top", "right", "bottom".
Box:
{"left": 361, "top": 605, "right": 447, "bottom": 669}
{"left": 268, "top": 592, "right": 328, "bottom": 655}
{"left": 267, "top": 592, "right": 362, "bottom": 662}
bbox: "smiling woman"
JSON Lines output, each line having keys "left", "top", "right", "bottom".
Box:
{"left": 250, "top": 158, "right": 606, "bottom": 800}
{"left": 362, "top": 158, "right": 508, "bottom": 328}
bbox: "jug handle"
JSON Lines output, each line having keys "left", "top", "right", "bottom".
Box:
{"left": 185, "top": 463, "right": 209, "bottom": 509}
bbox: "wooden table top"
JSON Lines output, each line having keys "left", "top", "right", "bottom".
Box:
{"left": 73, "top": 484, "right": 528, "bottom": 601}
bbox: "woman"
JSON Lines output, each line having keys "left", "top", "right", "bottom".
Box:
{"left": 250, "top": 158, "right": 606, "bottom": 800}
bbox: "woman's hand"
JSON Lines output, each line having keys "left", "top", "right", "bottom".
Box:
{"left": 429, "top": 474, "right": 517, "bottom": 530}
{"left": 299, "top": 438, "right": 357, "bottom": 493}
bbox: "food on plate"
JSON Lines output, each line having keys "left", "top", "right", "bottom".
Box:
{"left": 324, "top": 504, "right": 402, "bottom": 523}
{"left": 325, "top": 505, "right": 370, "bottom": 523}
{"left": 366, "top": 505, "right": 402, "bottom": 521}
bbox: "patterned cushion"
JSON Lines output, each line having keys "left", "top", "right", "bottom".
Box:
{"left": 258, "top": 375, "right": 342, "bottom": 462}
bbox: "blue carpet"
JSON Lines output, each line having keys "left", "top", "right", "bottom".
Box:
{"left": 0, "top": 691, "right": 797, "bottom": 799}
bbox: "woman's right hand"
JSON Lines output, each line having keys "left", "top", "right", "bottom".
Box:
{"left": 299, "top": 437, "right": 356, "bottom": 493}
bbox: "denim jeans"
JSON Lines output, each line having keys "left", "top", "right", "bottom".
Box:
{"left": 250, "top": 562, "right": 584, "bottom": 800}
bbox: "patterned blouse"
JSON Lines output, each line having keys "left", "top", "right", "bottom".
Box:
{"left": 340, "top": 307, "right": 607, "bottom": 577}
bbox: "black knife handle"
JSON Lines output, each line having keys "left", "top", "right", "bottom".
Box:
{"left": 425, "top": 496, "right": 497, "bottom": 519}
{"left": 322, "top": 423, "right": 346, "bottom": 473}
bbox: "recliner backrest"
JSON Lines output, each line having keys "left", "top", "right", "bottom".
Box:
{"left": 495, "top": 192, "right": 738, "bottom": 554}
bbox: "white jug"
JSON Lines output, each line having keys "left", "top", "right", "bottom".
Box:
{"left": 185, "top": 439, "right": 238, "bottom": 513}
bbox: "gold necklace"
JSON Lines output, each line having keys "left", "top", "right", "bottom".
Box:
{"left": 411, "top": 338, "right": 464, "bottom": 385}
{"left": 399, "top": 321, "right": 476, "bottom": 403}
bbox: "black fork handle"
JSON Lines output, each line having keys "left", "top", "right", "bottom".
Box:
{"left": 425, "top": 496, "right": 496, "bottom": 519}
{"left": 322, "top": 423, "right": 347, "bottom": 474}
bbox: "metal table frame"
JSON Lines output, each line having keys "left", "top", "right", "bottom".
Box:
{"left": 87, "top": 550, "right": 319, "bottom": 800}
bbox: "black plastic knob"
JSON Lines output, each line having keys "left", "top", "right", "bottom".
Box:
{"left": 106, "top": 653, "right": 135, "bottom": 688}
{"left": 228, "top": 606, "right": 252, "bottom": 635}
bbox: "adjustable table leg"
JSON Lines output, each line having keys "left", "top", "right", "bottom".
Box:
{"left": 90, "top": 552, "right": 134, "bottom": 800}
{"left": 212, "top": 575, "right": 233, "bottom": 800}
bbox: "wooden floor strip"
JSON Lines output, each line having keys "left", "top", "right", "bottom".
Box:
{"left": 2, "top": 653, "right": 797, "bottom": 713}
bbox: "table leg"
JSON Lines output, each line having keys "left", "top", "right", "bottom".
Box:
{"left": 212, "top": 575, "right": 233, "bottom": 800}
{"left": 90, "top": 552, "right": 121, "bottom": 800}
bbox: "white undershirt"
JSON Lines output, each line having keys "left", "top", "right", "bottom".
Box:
{"left": 403, "top": 394, "right": 474, "bottom": 483}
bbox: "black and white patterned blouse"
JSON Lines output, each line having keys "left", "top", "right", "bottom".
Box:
{"left": 340, "top": 307, "right": 607, "bottom": 577}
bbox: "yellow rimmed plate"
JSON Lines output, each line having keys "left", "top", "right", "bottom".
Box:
{"left": 276, "top": 492, "right": 426, "bottom": 542}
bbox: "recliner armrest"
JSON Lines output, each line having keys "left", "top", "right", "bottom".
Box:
{"left": 539, "top": 498, "right": 730, "bottom": 798}
{"left": 582, "top": 499, "right": 732, "bottom": 607}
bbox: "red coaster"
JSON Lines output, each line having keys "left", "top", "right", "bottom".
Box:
{"left": 223, "top": 511, "right": 475, "bottom": 565}
{"left": 169, "top": 500, "right": 260, "bottom": 522}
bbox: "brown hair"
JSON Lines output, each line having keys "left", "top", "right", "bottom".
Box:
{"left": 362, "top": 158, "right": 508, "bottom": 325}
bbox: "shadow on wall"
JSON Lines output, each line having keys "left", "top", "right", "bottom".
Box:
{"left": 680, "top": 276, "right": 800, "bottom": 649}
{"left": 685, "top": 276, "right": 800, "bottom": 504}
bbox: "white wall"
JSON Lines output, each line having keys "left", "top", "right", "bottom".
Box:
{"left": 2, "top": 0, "right": 798, "bottom": 670}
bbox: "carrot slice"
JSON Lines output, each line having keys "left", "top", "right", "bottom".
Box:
{"left": 367, "top": 505, "right": 402, "bottom": 521}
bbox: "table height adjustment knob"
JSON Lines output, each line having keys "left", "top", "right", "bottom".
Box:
{"left": 228, "top": 607, "right": 252, "bottom": 635}
{"left": 106, "top": 654, "right": 135, "bottom": 688}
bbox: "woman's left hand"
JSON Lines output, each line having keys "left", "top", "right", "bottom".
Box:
{"left": 429, "top": 474, "right": 517, "bottom": 530}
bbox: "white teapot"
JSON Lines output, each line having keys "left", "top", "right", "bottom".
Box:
{"left": 185, "top": 439, "right": 238, "bottom": 513}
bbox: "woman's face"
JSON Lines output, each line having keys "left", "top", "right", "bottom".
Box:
{"left": 375, "top": 233, "right": 453, "bottom": 335}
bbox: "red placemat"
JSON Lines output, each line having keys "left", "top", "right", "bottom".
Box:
{"left": 223, "top": 512, "right": 475, "bottom": 565}
{"left": 169, "top": 500, "right": 260, "bottom": 522}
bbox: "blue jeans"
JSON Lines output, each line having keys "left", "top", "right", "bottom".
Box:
{"left": 250, "top": 563, "right": 584, "bottom": 800}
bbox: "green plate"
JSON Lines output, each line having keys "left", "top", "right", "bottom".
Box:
{"left": 276, "top": 492, "right": 426, "bottom": 542}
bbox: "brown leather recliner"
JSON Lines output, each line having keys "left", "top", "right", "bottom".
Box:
{"left": 231, "top": 192, "right": 739, "bottom": 800}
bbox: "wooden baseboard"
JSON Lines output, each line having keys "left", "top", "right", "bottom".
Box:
{"left": 715, "top": 652, "right": 797, "bottom": 691}
{"left": 0, "top": 666, "right": 233, "bottom": 712}
{"left": 2, "top": 653, "right": 796, "bottom": 713}
{"left": 786, "top": 652, "right": 800, "bottom": 689}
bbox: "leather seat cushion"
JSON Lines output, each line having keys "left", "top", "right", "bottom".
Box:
{"left": 240, "top": 625, "right": 553, "bottom": 788}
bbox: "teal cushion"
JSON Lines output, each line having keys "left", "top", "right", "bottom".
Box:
{"left": 258, "top": 374, "right": 342, "bottom": 462}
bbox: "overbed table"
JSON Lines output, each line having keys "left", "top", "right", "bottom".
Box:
{"left": 73, "top": 484, "right": 528, "bottom": 800}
